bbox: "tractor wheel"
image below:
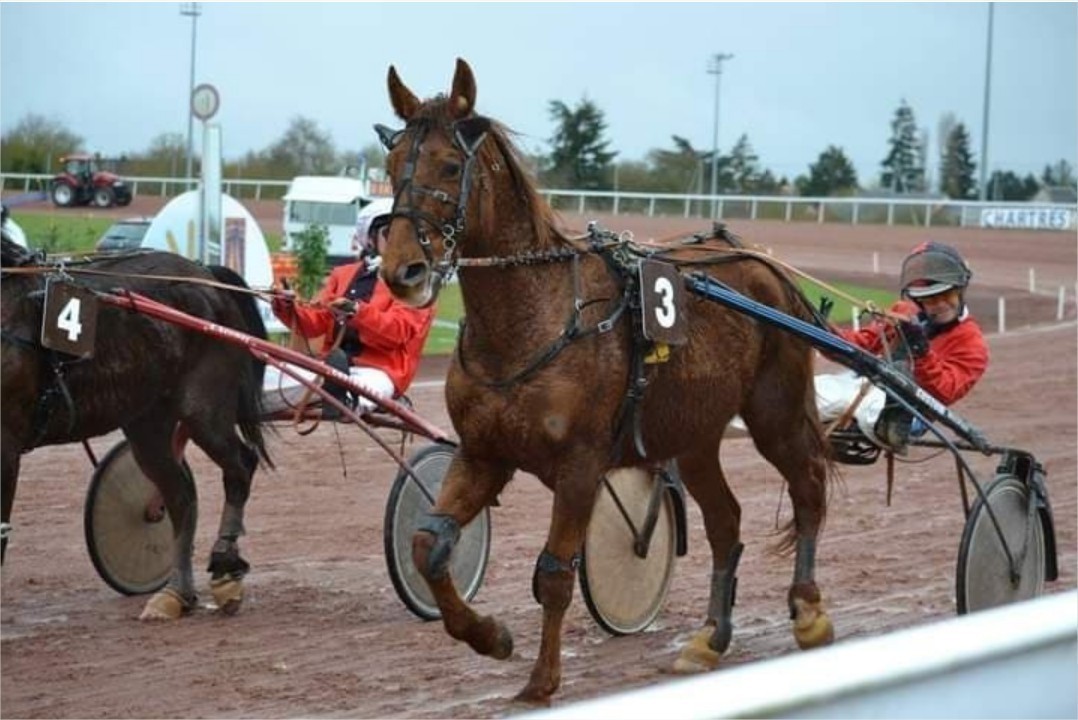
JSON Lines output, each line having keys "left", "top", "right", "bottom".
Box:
{"left": 51, "top": 183, "right": 74, "bottom": 208}
{"left": 93, "top": 187, "right": 116, "bottom": 208}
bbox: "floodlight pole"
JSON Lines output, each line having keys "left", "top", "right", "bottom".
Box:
{"left": 708, "top": 53, "right": 734, "bottom": 219}
{"left": 978, "top": 2, "right": 994, "bottom": 201}
{"left": 181, "top": 2, "right": 202, "bottom": 188}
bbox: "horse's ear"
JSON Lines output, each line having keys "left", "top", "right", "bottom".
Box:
{"left": 374, "top": 123, "right": 403, "bottom": 150}
{"left": 387, "top": 65, "right": 420, "bottom": 121}
{"left": 449, "top": 57, "right": 476, "bottom": 120}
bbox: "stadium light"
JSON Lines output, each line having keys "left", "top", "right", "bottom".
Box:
{"left": 978, "top": 3, "right": 994, "bottom": 201}
{"left": 181, "top": 2, "right": 202, "bottom": 185}
{"left": 708, "top": 53, "right": 734, "bottom": 218}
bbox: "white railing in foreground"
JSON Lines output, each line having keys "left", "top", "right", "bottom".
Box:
{"left": 2, "top": 171, "right": 1074, "bottom": 229}
{"left": 523, "top": 590, "right": 1077, "bottom": 720}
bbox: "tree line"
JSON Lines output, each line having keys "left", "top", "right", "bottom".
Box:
{"left": 2, "top": 98, "right": 1074, "bottom": 203}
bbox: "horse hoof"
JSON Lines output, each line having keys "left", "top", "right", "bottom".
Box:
{"left": 209, "top": 576, "right": 244, "bottom": 616}
{"left": 792, "top": 597, "right": 834, "bottom": 649}
{"left": 489, "top": 620, "right": 514, "bottom": 660}
{"left": 672, "top": 626, "right": 721, "bottom": 674}
{"left": 513, "top": 687, "right": 552, "bottom": 707}
{"left": 139, "top": 588, "right": 190, "bottom": 621}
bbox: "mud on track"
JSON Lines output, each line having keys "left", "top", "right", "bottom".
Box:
{"left": 2, "top": 214, "right": 1075, "bottom": 718}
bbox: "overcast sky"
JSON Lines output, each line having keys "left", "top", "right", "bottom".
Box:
{"left": 2, "top": 2, "right": 1075, "bottom": 184}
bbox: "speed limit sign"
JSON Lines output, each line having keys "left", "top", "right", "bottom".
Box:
{"left": 191, "top": 83, "right": 220, "bottom": 121}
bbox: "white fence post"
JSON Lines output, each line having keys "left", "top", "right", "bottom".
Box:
{"left": 872, "top": 252, "right": 880, "bottom": 274}
{"left": 1029, "top": 268, "right": 1036, "bottom": 293}
{"left": 998, "top": 297, "right": 1006, "bottom": 334}
{"left": 1058, "top": 286, "right": 1066, "bottom": 320}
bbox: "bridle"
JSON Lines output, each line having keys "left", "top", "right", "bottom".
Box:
{"left": 376, "top": 118, "right": 486, "bottom": 287}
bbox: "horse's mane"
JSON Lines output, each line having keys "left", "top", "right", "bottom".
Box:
{"left": 415, "top": 96, "right": 561, "bottom": 247}
{"left": 480, "top": 121, "right": 561, "bottom": 245}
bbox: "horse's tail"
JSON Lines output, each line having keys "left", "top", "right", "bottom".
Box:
{"left": 208, "top": 265, "right": 273, "bottom": 469}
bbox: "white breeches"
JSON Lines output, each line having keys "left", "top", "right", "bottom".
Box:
{"left": 726, "top": 370, "right": 886, "bottom": 443}
{"left": 262, "top": 363, "right": 396, "bottom": 414}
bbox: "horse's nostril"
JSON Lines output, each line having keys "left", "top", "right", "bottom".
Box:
{"left": 399, "top": 261, "right": 429, "bottom": 288}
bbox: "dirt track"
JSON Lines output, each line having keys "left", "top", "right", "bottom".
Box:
{"left": 1, "top": 204, "right": 1076, "bottom": 718}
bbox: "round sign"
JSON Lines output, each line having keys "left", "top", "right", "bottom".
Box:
{"left": 191, "top": 83, "right": 220, "bottom": 121}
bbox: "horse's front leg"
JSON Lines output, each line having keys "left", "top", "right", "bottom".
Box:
{"left": 516, "top": 454, "right": 604, "bottom": 706}
{"left": 413, "top": 453, "right": 513, "bottom": 658}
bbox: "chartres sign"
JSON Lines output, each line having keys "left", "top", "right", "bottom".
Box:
{"left": 980, "top": 207, "right": 1075, "bottom": 231}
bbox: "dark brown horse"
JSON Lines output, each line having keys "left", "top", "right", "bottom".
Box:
{"left": 377, "top": 58, "right": 836, "bottom": 704}
{"left": 1, "top": 235, "right": 271, "bottom": 620}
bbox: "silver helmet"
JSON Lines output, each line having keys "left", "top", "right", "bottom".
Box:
{"left": 900, "top": 241, "right": 972, "bottom": 299}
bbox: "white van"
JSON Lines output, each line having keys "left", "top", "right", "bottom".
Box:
{"left": 282, "top": 176, "right": 371, "bottom": 266}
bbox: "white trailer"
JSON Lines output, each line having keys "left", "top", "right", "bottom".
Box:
{"left": 281, "top": 176, "right": 371, "bottom": 267}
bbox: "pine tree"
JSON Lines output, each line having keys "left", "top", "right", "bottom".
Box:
{"left": 1041, "top": 160, "right": 1076, "bottom": 189}
{"left": 939, "top": 122, "right": 977, "bottom": 199}
{"left": 880, "top": 99, "right": 925, "bottom": 193}
{"left": 797, "top": 145, "right": 859, "bottom": 197}
{"left": 545, "top": 98, "right": 617, "bottom": 189}
{"left": 727, "top": 134, "right": 760, "bottom": 193}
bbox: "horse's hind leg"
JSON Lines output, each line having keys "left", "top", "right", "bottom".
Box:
{"left": 124, "top": 418, "right": 200, "bottom": 620}
{"left": 413, "top": 454, "right": 513, "bottom": 658}
{"left": 671, "top": 444, "right": 744, "bottom": 674}
{"left": 186, "top": 425, "right": 259, "bottom": 616}
{"left": 743, "top": 382, "right": 833, "bottom": 650}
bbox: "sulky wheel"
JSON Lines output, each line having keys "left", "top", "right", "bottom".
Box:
{"left": 383, "top": 441, "right": 490, "bottom": 621}
{"left": 955, "top": 474, "right": 1046, "bottom": 614}
{"left": 579, "top": 465, "right": 678, "bottom": 635}
{"left": 84, "top": 440, "right": 184, "bottom": 596}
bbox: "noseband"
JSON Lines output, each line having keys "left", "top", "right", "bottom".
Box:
{"left": 379, "top": 119, "right": 485, "bottom": 286}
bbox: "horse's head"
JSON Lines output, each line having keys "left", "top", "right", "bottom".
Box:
{"left": 377, "top": 58, "right": 493, "bottom": 307}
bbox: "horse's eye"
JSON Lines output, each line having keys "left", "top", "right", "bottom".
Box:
{"left": 441, "top": 161, "right": 461, "bottom": 179}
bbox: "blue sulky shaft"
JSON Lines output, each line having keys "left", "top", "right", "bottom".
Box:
{"left": 684, "top": 273, "right": 990, "bottom": 452}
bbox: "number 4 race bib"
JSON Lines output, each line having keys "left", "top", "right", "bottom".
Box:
{"left": 41, "top": 278, "right": 99, "bottom": 358}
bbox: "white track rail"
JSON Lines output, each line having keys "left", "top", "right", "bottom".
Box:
{"left": 524, "top": 590, "right": 1077, "bottom": 719}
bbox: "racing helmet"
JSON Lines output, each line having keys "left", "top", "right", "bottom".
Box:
{"left": 352, "top": 197, "right": 394, "bottom": 256}
{"left": 900, "top": 241, "right": 972, "bottom": 299}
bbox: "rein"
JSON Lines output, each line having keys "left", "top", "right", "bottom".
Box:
{"left": 1, "top": 264, "right": 277, "bottom": 303}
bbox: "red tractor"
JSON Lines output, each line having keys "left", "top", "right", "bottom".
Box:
{"left": 50, "top": 154, "right": 133, "bottom": 208}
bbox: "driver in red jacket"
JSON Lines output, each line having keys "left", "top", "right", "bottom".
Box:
{"left": 817, "top": 241, "right": 989, "bottom": 447}
{"left": 271, "top": 198, "right": 434, "bottom": 416}
{"left": 838, "top": 241, "right": 989, "bottom": 406}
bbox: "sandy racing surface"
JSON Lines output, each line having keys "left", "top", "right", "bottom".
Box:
{"left": 2, "top": 198, "right": 1075, "bottom": 718}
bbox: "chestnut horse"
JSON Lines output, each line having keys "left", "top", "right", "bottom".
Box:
{"left": 1, "top": 235, "right": 271, "bottom": 620}
{"left": 377, "top": 58, "right": 835, "bottom": 704}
